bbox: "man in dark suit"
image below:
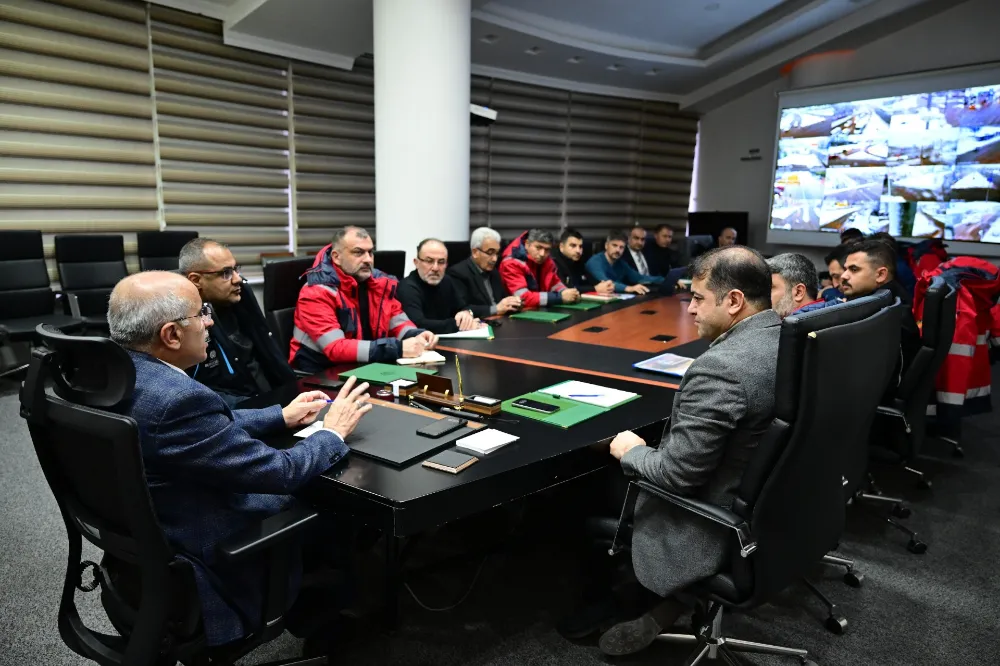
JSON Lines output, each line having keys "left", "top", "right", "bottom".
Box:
{"left": 398, "top": 238, "right": 487, "bottom": 334}
{"left": 107, "top": 270, "right": 373, "bottom": 647}
{"left": 643, "top": 224, "right": 681, "bottom": 277}
{"left": 620, "top": 225, "right": 653, "bottom": 276}
{"left": 447, "top": 226, "right": 522, "bottom": 318}
{"left": 179, "top": 238, "right": 295, "bottom": 406}
{"left": 598, "top": 246, "right": 782, "bottom": 656}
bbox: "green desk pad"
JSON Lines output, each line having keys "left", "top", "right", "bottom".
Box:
{"left": 339, "top": 363, "right": 438, "bottom": 384}
{"left": 499, "top": 392, "right": 607, "bottom": 428}
{"left": 553, "top": 301, "right": 603, "bottom": 311}
{"left": 509, "top": 310, "right": 571, "bottom": 323}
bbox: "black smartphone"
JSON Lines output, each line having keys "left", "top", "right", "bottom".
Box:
{"left": 303, "top": 376, "right": 344, "bottom": 390}
{"left": 512, "top": 398, "right": 560, "bottom": 414}
{"left": 416, "top": 416, "right": 467, "bottom": 439}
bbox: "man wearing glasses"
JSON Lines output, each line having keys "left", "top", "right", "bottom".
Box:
{"left": 398, "top": 239, "right": 488, "bottom": 334}
{"left": 180, "top": 238, "right": 295, "bottom": 406}
{"left": 447, "top": 227, "right": 522, "bottom": 318}
{"left": 291, "top": 227, "right": 437, "bottom": 372}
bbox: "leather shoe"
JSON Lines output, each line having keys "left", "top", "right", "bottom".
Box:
{"left": 556, "top": 598, "right": 618, "bottom": 640}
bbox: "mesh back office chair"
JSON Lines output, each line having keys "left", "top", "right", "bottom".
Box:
{"left": 373, "top": 250, "right": 405, "bottom": 280}
{"left": 54, "top": 234, "right": 129, "bottom": 330}
{"left": 19, "top": 326, "right": 328, "bottom": 666}
{"left": 262, "top": 256, "right": 314, "bottom": 365}
{"left": 607, "top": 299, "right": 901, "bottom": 665}
{"left": 136, "top": 231, "right": 199, "bottom": 272}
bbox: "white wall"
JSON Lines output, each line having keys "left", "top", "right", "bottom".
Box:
{"left": 694, "top": 0, "right": 1000, "bottom": 267}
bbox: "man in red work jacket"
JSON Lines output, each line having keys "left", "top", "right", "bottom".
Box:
{"left": 290, "top": 227, "right": 437, "bottom": 373}
{"left": 499, "top": 229, "right": 581, "bottom": 308}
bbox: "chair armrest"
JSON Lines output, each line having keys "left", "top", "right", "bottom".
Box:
{"left": 66, "top": 293, "right": 82, "bottom": 318}
{"left": 635, "top": 481, "right": 757, "bottom": 557}
{"left": 875, "top": 405, "right": 910, "bottom": 433}
{"left": 217, "top": 505, "right": 319, "bottom": 562}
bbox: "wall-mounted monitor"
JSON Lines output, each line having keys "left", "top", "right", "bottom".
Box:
{"left": 766, "top": 64, "right": 1000, "bottom": 256}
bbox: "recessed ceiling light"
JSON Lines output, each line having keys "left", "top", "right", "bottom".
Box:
{"left": 525, "top": 46, "right": 541, "bottom": 56}
{"left": 705, "top": 2, "right": 720, "bottom": 10}
{"left": 645, "top": 68, "right": 659, "bottom": 76}
{"left": 480, "top": 34, "right": 498, "bottom": 44}
{"left": 607, "top": 63, "right": 622, "bottom": 71}
{"left": 567, "top": 56, "right": 583, "bottom": 64}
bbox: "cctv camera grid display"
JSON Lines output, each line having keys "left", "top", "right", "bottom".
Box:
{"left": 770, "top": 84, "right": 1000, "bottom": 243}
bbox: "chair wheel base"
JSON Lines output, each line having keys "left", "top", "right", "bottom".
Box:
{"left": 907, "top": 538, "right": 928, "bottom": 555}
{"left": 824, "top": 615, "right": 848, "bottom": 635}
{"left": 843, "top": 571, "right": 864, "bottom": 588}
{"left": 891, "top": 503, "right": 911, "bottom": 519}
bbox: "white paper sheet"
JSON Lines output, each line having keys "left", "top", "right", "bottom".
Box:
{"left": 396, "top": 350, "right": 446, "bottom": 365}
{"left": 437, "top": 326, "right": 493, "bottom": 340}
{"left": 539, "top": 380, "right": 638, "bottom": 409}
{"left": 455, "top": 428, "right": 519, "bottom": 455}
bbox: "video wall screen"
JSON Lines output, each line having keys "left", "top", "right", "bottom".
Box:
{"left": 769, "top": 84, "right": 1000, "bottom": 243}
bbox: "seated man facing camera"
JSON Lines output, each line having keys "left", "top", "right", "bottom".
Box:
{"left": 597, "top": 247, "right": 782, "bottom": 656}
{"left": 108, "top": 271, "right": 372, "bottom": 646}
{"left": 290, "top": 227, "right": 437, "bottom": 373}
{"left": 766, "top": 253, "right": 831, "bottom": 317}
{"left": 500, "top": 229, "right": 581, "bottom": 308}
{"left": 447, "top": 227, "right": 522, "bottom": 318}
{"left": 397, "top": 238, "right": 486, "bottom": 334}
{"left": 585, "top": 231, "right": 664, "bottom": 296}
{"left": 179, "top": 238, "right": 295, "bottom": 406}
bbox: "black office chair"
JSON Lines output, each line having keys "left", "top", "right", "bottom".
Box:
{"left": 606, "top": 300, "right": 901, "bottom": 664}
{"left": 19, "top": 325, "right": 330, "bottom": 666}
{"left": 870, "top": 277, "right": 957, "bottom": 487}
{"left": 55, "top": 234, "right": 129, "bottom": 331}
{"left": 0, "top": 230, "right": 85, "bottom": 376}
{"left": 443, "top": 241, "right": 471, "bottom": 267}
{"left": 263, "top": 256, "right": 314, "bottom": 365}
{"left": 373, "top": 250, "right": 405, "bottom": 280}
{"left": 137, "top": 230, "right": 199, "bottom": 272}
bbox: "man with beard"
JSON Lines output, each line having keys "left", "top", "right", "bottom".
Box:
{"left": 766, "top": 253, "right": 831, "bottom": 317}
{"left": 290, "top": 227, "right": 437, "bottom": 373}
{"left": 550, "top": 227, "right": 614, "bottom": 293}
{"left": 585, "top": 231, "right": 664, "bottom": 295}
{"left": 180, "top": 238, "right": 295, "bottom": 405}
{"left": 398, "top": 238, "right": 487, "bottom": 334}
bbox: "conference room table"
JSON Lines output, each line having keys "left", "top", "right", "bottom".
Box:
{"left": 247, "top": 292, "right": 708, "bottom": 624}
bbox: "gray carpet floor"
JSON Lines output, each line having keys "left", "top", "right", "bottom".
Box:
{"left": 2, "top": 367, "right": 999, "bottom": 666}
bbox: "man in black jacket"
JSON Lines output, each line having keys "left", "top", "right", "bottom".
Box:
{"left": 398, "top": 239, "right": 489, "bottom": 334}
{"left": 180, "top": 238, "right": 295, "bottom": 405}
{"left": 446, "top": 227, "right": 522, "bottom": 318}
{"left": 551, "top": 228, "right": 614, "bottom": 294}
{"left": 643, "top": 224, "right": 681, "bottom": 277}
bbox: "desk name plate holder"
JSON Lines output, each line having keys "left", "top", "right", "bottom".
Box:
{"left": 407, "top": 372, "right": 501, "bottom": 417}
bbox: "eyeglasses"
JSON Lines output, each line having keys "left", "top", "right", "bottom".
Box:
{"left": 191, "top": 265, "right": 242, "bottom": 281}
{"left": 474, "top": 248, "right": 499, "bottom": 258}
{"left": 172, "top": 303, "right": 212, "bottom": 325}
{"left": 417, "top": 256, "right": 447, "bottom": 267}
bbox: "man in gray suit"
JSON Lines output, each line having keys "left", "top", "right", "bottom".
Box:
{"left": 599, "top": 245, "right": 782, "bottom": 656}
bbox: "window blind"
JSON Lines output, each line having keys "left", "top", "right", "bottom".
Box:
{"left": 635, "top": 101, "right": 699, "bottom": 234}
{"left": 150, "top": 5, "right": 291, "bottom": 281}
{"left": 0, "top": 0, "right": 157, "bottom": 281}
{"left": 291, "top": 58, "right": 375, "bottom": 257}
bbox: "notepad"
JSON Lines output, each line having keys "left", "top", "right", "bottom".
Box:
{"left": 455, "top": 428, "right": 519, "bottom": 455}
{"left": 539, "top": 380, "right": 639, "bottom": 409}
{"left": 510, "top": 311, "right": 570, "bottom": 323}
{"left": 633, "top": 352, "right": 695, "bottom": 377}
{"left": 397, "top": 350, "right": 447, "bottom": 365}
{"left": 437, "top": 325, "right": 494, "bottom": 340}
{"left": 581, "top": 292, "right": 617, "bottom": 302}
{"left": 339, "top": 363, "right": 438, "bottom": 383}
{"left": 554, "top": 301, "right": 603, "bottom": 311}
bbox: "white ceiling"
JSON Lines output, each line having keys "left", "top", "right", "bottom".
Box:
{"left": 149, "top": 0, "right": 958, "bottom": 110}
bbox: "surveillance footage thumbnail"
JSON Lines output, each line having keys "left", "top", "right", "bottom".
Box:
{"left": 770, "top": 83, "right": 1000, "bottom": 241}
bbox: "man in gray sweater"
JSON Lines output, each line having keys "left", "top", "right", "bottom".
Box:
{"left": 601, "top": 245, "right": 782, "bottom": 656}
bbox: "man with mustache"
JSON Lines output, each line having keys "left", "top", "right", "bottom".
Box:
{"left": 447, "top": 227, "right": 523, "bottom": 318}
{"left": 397, "top": 238, "right": 486, "bottom": 334}
{"left": 290, "top": 226, "right": 437, "bottom": 373}
{"left": 181, "top": 238, "right": 295, "bottom": 406}
{"left": 585, "top": 230, "right": 664, "bottom": 296}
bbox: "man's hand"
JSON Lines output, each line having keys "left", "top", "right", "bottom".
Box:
{"left": 497, "top": 296, "right": 522, "bottom": 315}
{"left": 610, "top": 430, "right": 646, "bottom": 460}
{"left": 455, "top": 310, "right": 477, "bottom": 331}
{"left": 595, "top": 280, "right": 615, "bottom": 295}
{"left": 282, "top": 390, "right": 331, "bottom": 428}
{"left": 418, "top": 330, "right": 439, "bottom": 349}
{"left": 322, "top": 376, "right": 372, "bottom": 440}
{"left": 561, "top": 288, "right": 581, "bottom": 303}
{"left": 625, "top": 284, "right": 650, "bottom": 296}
